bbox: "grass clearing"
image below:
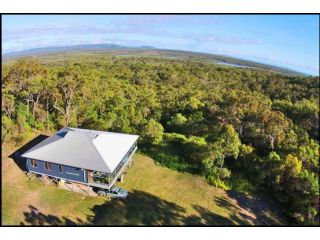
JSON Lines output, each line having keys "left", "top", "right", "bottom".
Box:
{"left": 2, "top": 135, "right": 286, "bottom": 225}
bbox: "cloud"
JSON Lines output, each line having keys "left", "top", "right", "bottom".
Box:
{"left": 2, "top": 16, "right": 219, "bottom": 53}
{"left": 184, "top": 33, "right": 265, "bottom": 47}
{"left": 3, "top": 16, "right": 178, "bottom": 41}
{"left": 111, "top": 15, "right": 219, "bottom": 26}
{"left": 4, "top": 24, "right": 113, "bottom": 38}
{"left": 2, "top": 16, "right": 318, "bottom": 75}
{"left": 3, "top": 15, "right": 220, "bottom": 42}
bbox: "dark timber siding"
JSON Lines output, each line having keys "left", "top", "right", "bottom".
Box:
{"left": 26, "top": 158, "right": 86, "bottom": 183}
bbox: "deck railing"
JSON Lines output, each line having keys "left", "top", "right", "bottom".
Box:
{"left": 89, "top": 145, "right": 137, "bottom": 188}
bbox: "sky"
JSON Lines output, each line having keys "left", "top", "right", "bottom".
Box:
{"left": 2, "top": 15, "right": 319, "bottom": 75}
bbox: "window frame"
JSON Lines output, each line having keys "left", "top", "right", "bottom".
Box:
{"left": 45, "top": 162, "right": 52, "bottom": 171}
{"left": 31, "top": 159, "right": 37, "bottom": 168}
{"left": 59, "top": 165, "right": 63, "bottom": 173}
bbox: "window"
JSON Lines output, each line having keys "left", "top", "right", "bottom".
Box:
{"left": 31, "top": 159, "right": 37, "bottom": 167}
{"left": 45, "top": 162, "right": 52, "bottom": 171}
{"left": 59, "top": 165, "right": 63, "bottom": 173}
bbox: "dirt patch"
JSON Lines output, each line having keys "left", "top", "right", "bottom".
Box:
{"left": 226, "top": 190, "right": 285, "bottom": 225}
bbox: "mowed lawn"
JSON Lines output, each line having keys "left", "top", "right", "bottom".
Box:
{"left": 2, "top": 136, "right": 285, "bottom": 225}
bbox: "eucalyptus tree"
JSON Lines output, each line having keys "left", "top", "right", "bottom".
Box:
{"left": 208, "top": 124, "right": 241, "bottom": 180}
{"left": 52, "top": 65, "right": 84, "bottom": 127}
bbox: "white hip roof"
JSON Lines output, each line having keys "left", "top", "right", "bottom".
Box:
{"left": 21, "top": 127, "right": 139, "bottom": 173}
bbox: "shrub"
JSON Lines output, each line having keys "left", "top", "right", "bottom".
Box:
{"left": 141, "top": 119, "right": 164, "bottom": 144}
{"left": 226, "top": 173, "right": 257, "bottom": 194}
{"left": 1, "top": 116, "right": 16, "bottom": 142}
{"left": 207, "top": 178, "right": 230, "bottom": 190}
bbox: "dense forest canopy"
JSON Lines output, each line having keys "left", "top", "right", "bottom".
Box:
{"left": 2, "top": 55, "right": 319, "bottom": 225}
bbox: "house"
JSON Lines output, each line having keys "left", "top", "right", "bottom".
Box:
{"left": 21, "top": 127, "right": 139, "bottom": 190}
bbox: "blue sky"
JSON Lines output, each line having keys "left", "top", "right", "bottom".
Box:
{"left": 2, "top": 15, "right": 319, "bottom": 75}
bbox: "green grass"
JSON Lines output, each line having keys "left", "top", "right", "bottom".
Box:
{"left": 139, "top": 144, "right": 197, "bottom": 173}
{"left": 2, "top": 138, "right": 285, "bottom": 225}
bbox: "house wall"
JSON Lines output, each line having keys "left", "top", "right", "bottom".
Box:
{"left": 25, "top": 140, "right": 138, "bottom": 188}
{"left": 26, "top": 158, "right": 87, "bottom": 183}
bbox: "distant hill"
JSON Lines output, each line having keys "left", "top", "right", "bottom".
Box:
{"left": 2, "top": 43, "right": 306, "bottom": 76}
{"left": 3, "top": 44, "right": 158, "bottom": 58}
{"left": 3, "top": 43, "right": 129, "bottom": 57}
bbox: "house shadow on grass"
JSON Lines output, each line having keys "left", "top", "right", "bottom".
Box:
{"left": 20, "top": 190, "right": 237, "bottom": 226}
{"left": 88, "top": 190, "right": 236, "bottom": 226}
{"left": 8, "top": 134, "right": 49, "bottom": 172}
{"left": 89, "top": 190, "right": 187, "bottom": 225}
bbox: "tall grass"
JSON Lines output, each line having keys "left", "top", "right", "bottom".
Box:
{"left": 138, "top": 143, "right": 198, "bottom": 173}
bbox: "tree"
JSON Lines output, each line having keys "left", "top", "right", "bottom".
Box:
{"left": 292, "top": 99, "right": 319, "bottom": 139}
{"left": 2, "top": 90, "right": 15, "bottom": 118}
{"left": 2, "top": 116, "right": 15, "bottom": 142}
{"left": 52, "top": 67, "right": 83, "bottom": 126}
{"left": 141, "top": 119, "right": 164, "bottom": 144}
{"left": 273, "top": 98, "right": 319, "bottom": 139}
{"left": 4, "top": 59, "right": 42, "bottom": 95}
{"left": 203, "top": 156, "right": 231, "bottom": 189}
{"left": 167, "top": 113, "right": 187, "bottom": 132}
{"left": 218, "top": 90, "right": 272, "bottom": 136}
{"left": 281, "top": 154, "right": 302, "bottom": 178}
{"left": 41, "top": 75, "right": 55, "bottom": 131}
{"left": 238, "top": 144, "right": 254, "bottom": 170}
{"left": 29, "top": 75, "right": 47, "bottom": 118}
{"left": 209, "top": 124, "right": 241, "bottom": 180}
{"left": 262, "top": 151, "right": 282, "bottom": 189}
{"left": 296, "top": 139, "right": 319, "bottom": 171}
{"left": 1, "top": 55, "right": 319, "bottom": 225}
{"left": 261, "top": 110, "right": 291, "bottom": 150}
{"left": 187, "top": 95, "right": 204, "bottom": 110}
{"left": 239, "top": 144, "right": 254, "bottom": 157}
{"left": 5, "top": 59, "right": 44, "bottom": 115}
{"left": 295, "top": 170, "right": 319, "bottom": 224}
{"left": 183, "top": 136, "right": 209, "bottom": 164}
{"left": 14, "top": 103, "right": 33, "bottom": 142}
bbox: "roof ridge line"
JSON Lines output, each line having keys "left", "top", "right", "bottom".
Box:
{"left": 90, "top": 136, "right": 112, "bottom": 173}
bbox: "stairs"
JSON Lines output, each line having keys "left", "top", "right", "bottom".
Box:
{"left": 58, "top": 180, "right": 97, "bottom": 196}
{"left": 40, "top": 175, "right": 52, "bottom": 185}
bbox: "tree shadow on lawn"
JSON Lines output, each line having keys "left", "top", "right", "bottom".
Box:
{"left": 8, "top": 134, "right": 49, "bottom": 172}
{"left": 223, "top": 190, "right": 286, "bottom": 225}
{"left": 20, "top": 205, "right": 86, "bottom": 226}
{"left": 20, "top": 190, "right": 238, "bottom": 226}
{"left": 185, "top": 205, "right": 236, "bottom": 225}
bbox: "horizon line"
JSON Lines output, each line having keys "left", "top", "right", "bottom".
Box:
{"left": 2, "top": 42, "right": 317, "bottom": 77}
